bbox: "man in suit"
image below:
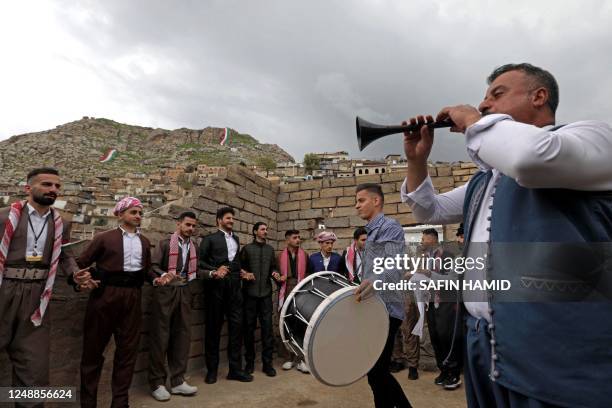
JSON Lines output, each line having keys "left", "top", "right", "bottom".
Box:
{"left": 339, "top": 227, "right": 367, "bottom": 283}
{"left": 148, "top": 211, "right": 199, "bottom": 401}
{"left": 198, "top": 207, "right": 253, "bottom": 384}
{"left": 240, "top": 221, "right": 278, "bottom": 377}
{"left": 307, "top": 231, "right": 343, "bottom": 273}
{"left": 76, "top": 196, "right": 154, "bottom": 408}
{"left": 0, "top": 167, "right": 88, "bottom": 408}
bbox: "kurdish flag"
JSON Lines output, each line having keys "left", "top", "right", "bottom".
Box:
{"left": 99, "top": 148, "right": 118, "bottom": 163}
{"left": 219, "top": 128, "right": 229, "bottom": 145}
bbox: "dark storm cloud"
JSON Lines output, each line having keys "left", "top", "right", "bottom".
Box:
{"left": 3, "top": 0, "right": 612, "bottom": 163}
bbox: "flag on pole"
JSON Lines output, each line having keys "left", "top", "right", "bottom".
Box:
{"left": 219, "top": 128, "right": 229, "bottom": 145}
{"left": 99, "top": 148, "right": 118, "bottom": 163}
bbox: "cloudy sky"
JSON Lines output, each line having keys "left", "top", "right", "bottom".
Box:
{"left": 1, "top": 0, "right": 611, "bottom": 162}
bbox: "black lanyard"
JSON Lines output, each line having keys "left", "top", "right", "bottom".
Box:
{"left": 28, "top": 215, "right": 48, "bottom": 256}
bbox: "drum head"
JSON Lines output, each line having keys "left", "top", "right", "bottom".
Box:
{"left": 279, "top": 271, "right": 349, "bottom": 356}
{"left": 304, "top": 286, "right": 389, "bottom": 387}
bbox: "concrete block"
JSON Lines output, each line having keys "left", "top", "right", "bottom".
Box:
{"left": 320, "top": 187, "right": 344, "bottom": 198}
{"left": 312, "top": 198, "right": 337, "bottom": 209}
{"left": 337, "top": 196, "right": 355, "bottom": 207}
{"left": 279, "top": 201, "right": 300, "bottom": 212}
{"left": 290, "top": 190, "right": 312, "bottom": 201}
{"left": 323, "top": 217, "right": 349, "bottom": 228}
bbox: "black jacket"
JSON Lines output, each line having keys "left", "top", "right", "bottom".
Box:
{"left": 240, "top": 240, "right": 277, "bottom": 298}
{"left": 198, "top": 230, "right": 241, "bottom": 279}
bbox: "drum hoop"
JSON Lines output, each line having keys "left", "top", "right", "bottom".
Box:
{"left": 278, "top": 271, "right": 346, "bottom": 348}
{"left": 303, "top": 286, "right": 389, "bottom": 387}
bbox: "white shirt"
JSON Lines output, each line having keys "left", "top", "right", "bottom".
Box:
{"left": 26, "top": 203, "right": 50, "bottom": 258}
{"left": 401, "top": 114, "right": 612, "bottom": 322}
{"left": 220, "top": 229, "right": 237, "bottom": 261}
{"left": 178, "top": 236, "right": 190, "bottom": 274}
{"left": 322, "top": 252, "right": 331, "bottom": 270}
{"left": 355, "top": 250, "right": 363, "bottom": 280}
{"left": 120, "top": 226, "right": 143, "bottom": 272}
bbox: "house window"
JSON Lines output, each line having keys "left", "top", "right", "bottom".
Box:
{"left": 365, "top": 169, "right": 369, "bottom": 174}
{"left": 375, "top": 168, "right": 379, "bottom": 174}
{"left": 358, "top": 169, "right": 363, "bottom": 175}
{"left": 382, "top": 168, "right": 386, "bottom": 173}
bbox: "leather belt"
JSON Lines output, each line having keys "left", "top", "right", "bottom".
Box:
{"left": 4, "top": 267, "right": 48, "bottom": 280}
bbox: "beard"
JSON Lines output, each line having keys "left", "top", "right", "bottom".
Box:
{"left": 33, "top": 191, "right": 56, "bottom": 206}
{"left": 125, "top": 219, "right": 141, "bottom": 228}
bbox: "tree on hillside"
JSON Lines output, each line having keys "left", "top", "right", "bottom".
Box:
{"left": 257, "top": 156, "right": 276, "bottom": 176}
{"left": 303, "top": 153, "right": 320, "bottom": 175}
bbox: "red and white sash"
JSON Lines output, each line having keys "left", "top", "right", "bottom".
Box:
{"left": 0, "top": 200, "right": 64, "bottom": 326}
{"left": 278, "top": 247, "right": 306, "bottom": 311}
{"left": 167, "top": 232, "right": 197, "bottom": 281}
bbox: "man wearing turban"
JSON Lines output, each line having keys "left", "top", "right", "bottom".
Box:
{"left": 76, "top": 196, "right": 156, "bottom": 407}
{"left": 307, "top": 231, "right": 343, "bottom": 274}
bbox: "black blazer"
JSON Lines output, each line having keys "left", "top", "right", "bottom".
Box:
{"left": 198, "top": 230, "right": 241, "bottom": 278}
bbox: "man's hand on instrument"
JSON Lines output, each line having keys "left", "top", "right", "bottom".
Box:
{"left": 436, "top": 105, "right": 481, "bottom": 133}
{"left": 355, "top": 279, "right": 374, "bottom": 303}
{"left": 403, "top": 115, "right": 435, "bottom": 164}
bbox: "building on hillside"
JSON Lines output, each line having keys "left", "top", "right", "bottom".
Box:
{"left": 354, "top": 161, "right": 388, "bottom": 176}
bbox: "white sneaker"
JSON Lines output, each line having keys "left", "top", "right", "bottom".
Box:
{"left": 297, "top": 361, "right": 310, "bottom": 373}
{"left": 171, "top": 381, "right": 198, "bottom": 395}
{"left": 152, "top": 385, "right": 171, "bottom": 401}
{"left": 282, "top": 361, "right": 294, "bottom": 370}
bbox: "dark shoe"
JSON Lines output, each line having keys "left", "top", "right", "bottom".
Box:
{"left": 434, "top": 371, "right": 448, "bottom": 386}
{"left": 205, "top": 371, "right": 217, "bottom": 384}
{"left": 263, "top": 366, "right": 277, "bottom": 377}
{"left": 408, "top": 367, "right": 419, "bottom": 380}
{"left": 227, "top": 371, "right": 254, "bottom": 382}
{"left": 245, "top": 361, "right": 254, "bottom": 375}
{"left": 389, "top": 361, "right": 405, "bottom": 373}
{"left": 443, "top": 374, "right": 462, "bottom": 390}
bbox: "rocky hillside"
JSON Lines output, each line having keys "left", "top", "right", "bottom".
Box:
{"left": 0, "top": 117, "right": 294, "bottom": 183}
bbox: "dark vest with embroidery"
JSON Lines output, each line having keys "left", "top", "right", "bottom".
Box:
{"left": 463, "top": 166, "right": 612, "bottom": 407}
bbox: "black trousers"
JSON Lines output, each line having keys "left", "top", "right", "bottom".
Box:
{"left": 204, "top": 278, "right": 243, "bottom": 374}
{"left": 243, "top": 294, "right": 274, "bottom": 368}
{"left": 367, "top": 316, "right": 412, "bottom": 408}
{"left": 426, "top": 301, "right": 462, "bottom": 377}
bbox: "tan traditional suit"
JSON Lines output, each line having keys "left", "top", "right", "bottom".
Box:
{"left": 0, "top": 205, "right": 78, "bottom": 407}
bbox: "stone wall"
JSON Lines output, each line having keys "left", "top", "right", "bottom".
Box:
{"left": 0, "top": 162, "right": 477, "bottom": 394}
{"left": 277, "top": 162, "right": 477, "bottom": 251}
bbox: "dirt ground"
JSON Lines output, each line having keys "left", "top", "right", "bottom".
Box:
{"left": 116, "top": 367, "right": 466, "bottom": 408}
